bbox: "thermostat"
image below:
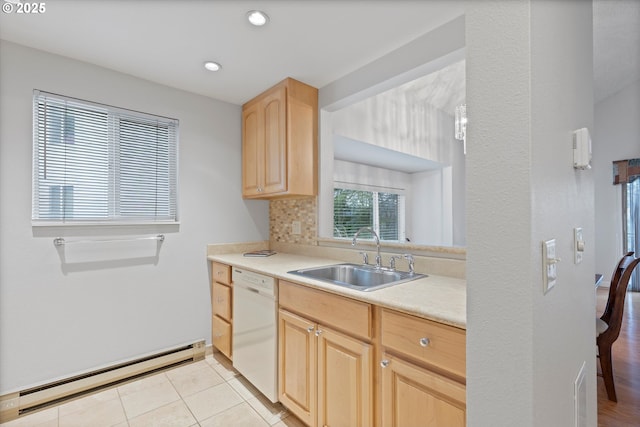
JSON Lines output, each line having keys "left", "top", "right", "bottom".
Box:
{"left": 573, "top": 128, "right": 592, "bottom": 170}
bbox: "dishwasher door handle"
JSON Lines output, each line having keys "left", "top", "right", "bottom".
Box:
{"left": 235, "top": 282, "right": 275, "bottom": 300}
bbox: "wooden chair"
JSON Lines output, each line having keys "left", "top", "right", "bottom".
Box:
{"left": 596, "top": 252, "right": 640, "bottom": 402}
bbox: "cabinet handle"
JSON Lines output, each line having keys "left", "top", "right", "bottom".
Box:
{"left": 380, "top": 359, "right": 389, "bottom": 368}
{"left": 307, "top": 326, "right": 314, "bottom": 333}
{"left": 419, "top": 337, "right": 430, "bottom": 347}
{"left": 315, "top": 329, "right": 323, "bottom": 337}
{"left": 217, "top": 271, "right": 224, "bottom": 276}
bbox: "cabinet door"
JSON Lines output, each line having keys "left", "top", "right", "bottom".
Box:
{"left": 212, "top": 282, "right": 231, "bottom": 322}
{"left": 380, "top": 353, "right": 466, "bottom": 427}
{"left": 262, "top": 87, "right": 287, "bottom": 195}
{"left": 279, "top": 309, "right": 317, "bottom": 427}
{"left": 242, "top": 102, "right": 263, "bottom": 196}
{"left": 317, "top": 326, "right": 372, "bottom": 427}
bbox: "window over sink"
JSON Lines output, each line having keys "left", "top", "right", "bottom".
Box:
{"left": 333, "top": 186, "right": 405, "bottom": 242}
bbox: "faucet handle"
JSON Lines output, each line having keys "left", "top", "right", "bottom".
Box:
{"left": 403, "top": 254, "right": 415, "bottom": 274}
{"left": 389, "top": 255, "right": 403, "bottom": 270}
{"left": 359, "top": 251, "right": 369, "bottom": 265}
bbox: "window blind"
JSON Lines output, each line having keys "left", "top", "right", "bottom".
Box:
{"left": 333, "top": 188, "right": 373, "bottom": 238}
{"left": 333, "top": 187, "right": 405, "bottom": 242}
{"left": 32, "top": 91, "right": 178, "bottom": 224}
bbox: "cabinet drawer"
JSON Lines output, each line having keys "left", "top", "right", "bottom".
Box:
{"left": 279, "top": 280, "right": 372, "bottom": 340}
{"left": 212, "top": 262, "right": 231, "bottom": 285}
{"left": 212, "top": 282, "right": 232, "bottom": 322}
{"left": 212, "top": 316, "right": 232, "bottom": 360}
{"left": 381, "top": 309, "right": 465, "bottom": 379}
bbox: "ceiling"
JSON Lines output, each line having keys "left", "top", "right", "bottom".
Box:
{"left": 0, "top": 0, "right": 464, "bottom": 105}
{"left": 0, "top": 1, "right": 637, "bottom": 106}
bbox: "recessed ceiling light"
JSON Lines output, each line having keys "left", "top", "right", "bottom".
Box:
{"left": 204, "top": 61, "right": 221, "bottom": 72}
{"left": 247, "top": 10, "right": 269, "bottom": 26}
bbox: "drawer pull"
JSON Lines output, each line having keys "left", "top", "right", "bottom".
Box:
{"left": 315, "top": 329, "right": 323, "bottom": 337}
{"left": 380, "top": 359, "right": 389, "bottom": 368}
{"left": 419, "top": 337, "right": 431, "bottom": 347}
{"left": 307, "top": 326, "right": 314, "bottom": 333}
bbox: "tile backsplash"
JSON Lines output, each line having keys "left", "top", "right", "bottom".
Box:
{"left": 269, "top": 197, "right": 317, "bottom": 245}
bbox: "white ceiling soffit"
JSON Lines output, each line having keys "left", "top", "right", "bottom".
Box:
{"left": 333, "top": 135, "right": 443, "bottom": 174}
{"left": 0, "top": 0, "right": 465, "bottom": 105}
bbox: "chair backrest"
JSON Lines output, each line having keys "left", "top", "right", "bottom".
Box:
{"left": 599, "top": 254, "right": 640, "bottom": 345}
{"left": 601, "top": 251, "right": 634, "bottom": 324}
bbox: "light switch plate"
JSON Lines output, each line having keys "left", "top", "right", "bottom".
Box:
{"left": 574, "top": 227, "right": 584, "bottom": 264}
{"left": 543, "top": 239, "right": 558, "bottom": 294}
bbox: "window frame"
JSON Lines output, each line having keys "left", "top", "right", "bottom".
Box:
{"left": 32, "top": 90, "right": 179, "bottom": 226}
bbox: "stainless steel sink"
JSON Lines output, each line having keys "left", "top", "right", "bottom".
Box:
{"left": 287, "top": 263, "right": 425, "bottom": 292}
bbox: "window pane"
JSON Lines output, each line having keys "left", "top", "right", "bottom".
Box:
{"left": 117, "top": 118, "right": 173, "bottom": 219}
{"left": 34, "top": 100, "right": 109, "bottom": 219}
{"left": 333, "top": 188, "right": 373, "bottom": 238}
{"left": 378, "top": 192, "right": 399, "bottom": 241}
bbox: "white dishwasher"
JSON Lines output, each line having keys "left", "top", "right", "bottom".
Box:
{"left": 232, "top": 268, "right": 278, "bottom": 402}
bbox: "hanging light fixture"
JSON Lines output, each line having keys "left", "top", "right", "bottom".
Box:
{"left": 455, "top": 104, "right": 467, "bottom": 154}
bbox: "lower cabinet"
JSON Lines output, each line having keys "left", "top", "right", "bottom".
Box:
{"left": 278, "top": 281, "right": 373, "bottom": 427}
{"left": 278, "top": 309, "right": 316, "bottom": 426}
{"left": 380, "top": 354, "right": 466, "bottom": 427}
{"left": 380, "top": 308, "right": 466, "bottom": 427}
{"left": 273, "top": 280, "right": 466, "bottom": 427}
{"left": 211, "top": 262, "right": 232, "bottom": 360}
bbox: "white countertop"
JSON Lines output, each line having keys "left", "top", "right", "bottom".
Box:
{"left": 208, "top": 252, "right": 466, "bottom": 329}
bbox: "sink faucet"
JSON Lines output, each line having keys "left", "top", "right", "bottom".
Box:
{"left": 352, "top": 227, "right": 381, "bottom": 268}
{"left": 404, "top": 254, "right": 415, "bottom": 275}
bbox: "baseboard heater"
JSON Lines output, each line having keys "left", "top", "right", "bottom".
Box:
{"left": 0, "top": 340, "right": 205, "bottom": 423}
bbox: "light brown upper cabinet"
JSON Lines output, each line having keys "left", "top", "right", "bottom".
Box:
{"left": 242, "top": 78, "right": 318, "bottom": 199}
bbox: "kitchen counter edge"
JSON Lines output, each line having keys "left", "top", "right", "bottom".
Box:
{"left": 208, "top": 252, "right": 466, "bottom": 330}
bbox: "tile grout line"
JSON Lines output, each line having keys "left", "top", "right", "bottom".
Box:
{"left": 115, "top": 384, "right": 130, "bottom": 427}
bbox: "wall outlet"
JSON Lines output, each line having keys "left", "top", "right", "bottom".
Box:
{"left": 292, "top": 221, "right": 301, "bottom": 235}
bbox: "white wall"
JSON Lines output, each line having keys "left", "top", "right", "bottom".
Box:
{"left": 467, "top": 1, "right": 596, "bottom": 426}
{"left": 410, "top": 168, "right": 453, "bottom": 246}
{"left": 594, "top": 79, "right": 640, "bottom": 283}
{"left": 0, "top": 41, "right": 269, "bottom": 393}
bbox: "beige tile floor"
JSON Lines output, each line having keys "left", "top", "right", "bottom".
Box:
{"left": 1, "top": 353, "right": 306, "bottom": 427}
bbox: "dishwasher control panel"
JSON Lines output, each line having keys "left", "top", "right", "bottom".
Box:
{"left": 233, "top": 268, "right": 276, "bottom": 296}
